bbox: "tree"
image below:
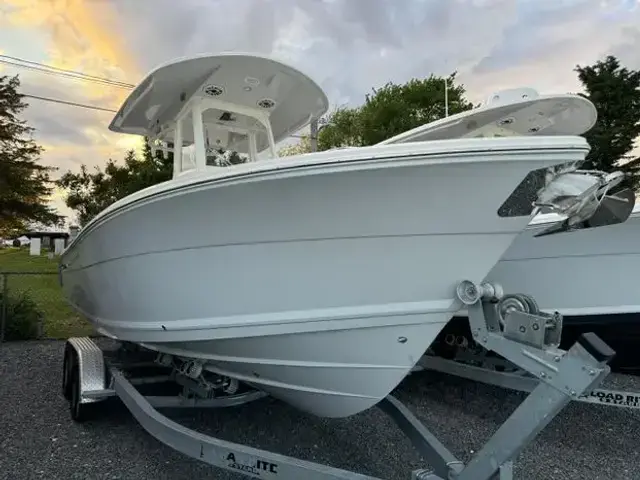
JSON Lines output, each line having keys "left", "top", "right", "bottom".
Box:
{"left": 317, "top": 72, "right": 474, "bottom": 150}
{"left": 57, "top": 139, "right": 248, "bottom": 226}
{"left": 575, "top": 56, "right": 640, "bottom": 186}
{"left": 57, "top": 140, "right": 173, "bottom": 226}
{"left": 0, "top": 74, "right": 63, "bottom": 237}
{"left": 278, "top": 135, "right": 312, "bottom": 157}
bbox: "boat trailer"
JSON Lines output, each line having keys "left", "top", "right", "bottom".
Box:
{"left": 415, "top": 350, "right": 640, "bottom": 411}
{"left": 62, "top": 280, "right": 620, "bottom": 480}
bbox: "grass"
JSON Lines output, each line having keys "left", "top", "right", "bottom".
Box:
{"left": 0, "top": 248, "right": 94, "bottom": 339}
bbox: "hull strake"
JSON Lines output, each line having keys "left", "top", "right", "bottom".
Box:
{"left": 60, "top": 146, "right": 589, "bottom": 417}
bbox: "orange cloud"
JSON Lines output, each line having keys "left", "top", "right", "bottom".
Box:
{"left": 4, "top": 0, "right": 144, "bottom": 190}
{"left": 5, "top": 0, "right": 139, "bottom": 106}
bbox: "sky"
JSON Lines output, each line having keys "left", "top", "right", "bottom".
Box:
{"left": 1, "top": 0, "right": 640, "bottom": 225}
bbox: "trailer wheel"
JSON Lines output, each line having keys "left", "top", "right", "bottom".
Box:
{"left": 68, "top": 350, "right": 95, "bottom": 423}
{"left": 62, "top": 343, "right": 73, "bottom": 400}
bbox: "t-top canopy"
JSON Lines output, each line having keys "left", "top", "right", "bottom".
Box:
{"left": 379, "top": 87, "right": 598, "bottom": 145}
{"left": 108, "top": 52, "right": 329, "bottom": 154}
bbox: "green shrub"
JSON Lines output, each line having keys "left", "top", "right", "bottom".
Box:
{"left": 0, "top": 289, "right": 44, "bottom": 341}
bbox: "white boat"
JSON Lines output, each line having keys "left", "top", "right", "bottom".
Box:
{"left": 473, "top": 200, "right": 640, "bottom": 370}
{"left": 382, "top": 87, "right": 640, "bottom": 371}
{"left": 485, "top": 201, "right": 640, "bottom": 318}
{"left": 58, "top": 53, "right": 624, "bottom": 419}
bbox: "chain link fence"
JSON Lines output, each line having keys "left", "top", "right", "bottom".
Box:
{"left": 0, "top": 271, "right": 92, "bottom": 343}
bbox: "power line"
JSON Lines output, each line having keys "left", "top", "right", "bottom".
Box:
{"left": 0, "top": 58, "right": 133, "bottom": 90}
{"left": 0, "top": 54, "right": 135, "bottom": 85}
{"left": 0, "top": 54, "right": 135, "bottom": 89}
{"left": 22, "top": 94, "right": 117, "bottom": 113}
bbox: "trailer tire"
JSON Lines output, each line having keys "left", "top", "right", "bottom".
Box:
{"left": 68, "top": 350, "right": 96, "bottom": 423}
{"left": 62, "top": 343, "right": 74, "bottom": 400}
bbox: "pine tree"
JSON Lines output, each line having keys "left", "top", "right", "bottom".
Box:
{"left": 0, "top": 74, "right": 63, "bottom": 236}
{"left": 575, "top": 56, "right": 640, "bottom": 186}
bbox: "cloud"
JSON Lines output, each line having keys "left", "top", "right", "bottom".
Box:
{"left": 10, "top": 69, "right": 133, "bottom": 173}
{"left": 609, "top": 26, "right": 640, "bottom": 69}
{"left": 471, "top": 1, "right": 636, "bottom": 76}
{"left": 17, "top": 78, "right": 101, "bottom": 146}
{"left": 3, "top": 0, "right": 640, "bottom": 224}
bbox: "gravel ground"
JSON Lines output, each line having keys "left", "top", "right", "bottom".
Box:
{"left": 1, "top": 340, "right": 639, "bottom": 480}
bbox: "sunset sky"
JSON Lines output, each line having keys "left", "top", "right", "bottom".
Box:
{"left": 1, "top": 0, "right": 639, "bottom": 224}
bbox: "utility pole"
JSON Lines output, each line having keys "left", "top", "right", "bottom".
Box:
{"left": 310, "top": 118, "right": 318, "bottom": 152}
{"left": 444, "top": 77, "right": 449, "bottom": 118}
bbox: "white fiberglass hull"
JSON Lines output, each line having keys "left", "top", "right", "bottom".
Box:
{"left": 482, "top": 204, "right": 640, "bottom": 317}
{"left": 60, "top": 138, "right": 589, "bottom": 418}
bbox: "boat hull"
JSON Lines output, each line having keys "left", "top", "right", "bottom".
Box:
{"left": 464, "top": 207, "right": 640, "bottom": 371}
{"left": 484, "top": 208, "right": 640, "bottom": 317}
{"left": 141, "top": 321, "right": 445, "bottom": 417}
{"left": 60, "top": 140, "right": 588, "bottom": 417}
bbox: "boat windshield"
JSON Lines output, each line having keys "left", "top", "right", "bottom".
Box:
{"left": 169, "top": 97, "right": 276, "bottom": 178}
{"left": 179, "top": 142, "right": 249, "bottom": 171}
